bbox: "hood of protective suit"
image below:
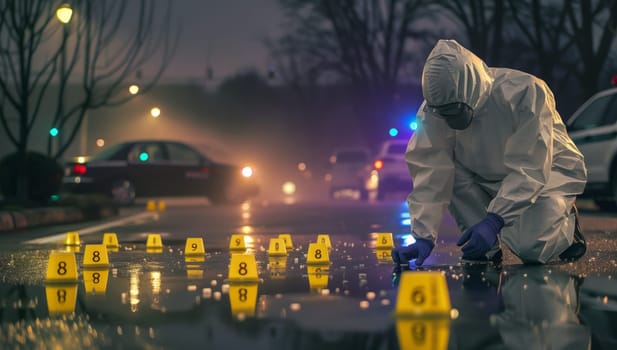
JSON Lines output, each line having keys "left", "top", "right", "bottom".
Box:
{"left": 421, "top": 40, "right": 493, "bottom": 110}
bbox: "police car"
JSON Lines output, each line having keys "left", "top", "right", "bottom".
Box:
{"left": 61, "top": 140, "right": 259, "bottom": 205}
{"left": 567, "top": 87, "right": 617, "bottom": 211}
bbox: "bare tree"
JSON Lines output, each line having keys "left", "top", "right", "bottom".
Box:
{"left": 433, "top": 0, "right": 506, "bottom": 66}
{"left": 0, "top": 0, "right": 178, "bottom": 201}
{"left": 509, "top": 0, "right": 617, "bottom": 102}
{"left": 564, "top": 0, "right": 617, "bottom": 100}
{"left": 270, "top": 0, "right": 433, "bottom": 148}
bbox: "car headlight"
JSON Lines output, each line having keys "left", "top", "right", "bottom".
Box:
{"left": 241, "top": 166, "right": 253, "bottom": 178}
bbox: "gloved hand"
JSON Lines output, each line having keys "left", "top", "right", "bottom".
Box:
{"left": 392, "top": 238, "right": 435, "bottom": 267}
{"left": 457, "top": 213, "right": 504, "bottom": 259}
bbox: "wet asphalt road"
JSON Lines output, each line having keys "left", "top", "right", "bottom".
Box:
{"left": 0, "top": 197, "right": 616, "bottom": 349}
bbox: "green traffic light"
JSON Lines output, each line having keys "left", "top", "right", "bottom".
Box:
{"left": 139, "top": 152, "right": 149, "bottom": 162}
{"left": 50, "top": 128, "right": 59, "bottom": 137}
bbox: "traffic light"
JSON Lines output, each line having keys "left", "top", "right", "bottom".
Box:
{"left": 139, "top": 152, "right": 149, "bottom": 162}
{"left": 50, "top": 127, "right": 59, "bottom": 137}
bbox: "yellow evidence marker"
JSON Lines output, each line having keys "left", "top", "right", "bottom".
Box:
{"left": 228, "top": 254, "right": 259, "bottom": 282}
{"left": 146, "top": 199, "right": 157, "bottom": 211}
{"left": 185, "top": 256, "right": 205, "bottom": 279}
{"left": 102, "top": 232, "right": 120, "bottom": 248}
{"left": 268, "top": 238, "right": 287, "bottom": 257}
{"left": 376, "top": 248, "right": 392, "bottom": 262}
{"left": 146, "top": 233, "right": 163, "bottom": 249}
{"left": 396, "top": 318, "right": 450, "bottom": 350}
{"left": 268, "top": 256, "right": 287, "bottom": 279}
{"left": 45, "top": 251, "right": 78, "bottom": 282}
{"left": 185, "top": 237, "right": 206, "bottom": 256}
{"left": 307, "top": 265, "right": 329, "bottom": 292}
{"left": 268, "top": 256, "right": 287, "bottom": 270}
{"left": 375, "top": 232, "right": 394, "bottom": 249}
{"left": 306, "top": 243, "right": 330, "bottom": 265}
{"left": 187, "top": 268, "right": 204, "bottom": 279}
{"left": 83, "top": 244, "right": 110, "bottom": 268}
{"left": 395, "top": 271, "right": 451, "bottom": 317}
{"left": 45, "top": 284, "right": 77, "bottom": 316}
{"left": 64, "top": 231, "right": 80, "bottom": 246}
{"left": 185, "top": 256, "right": 205, "bottom": 264}
{"left": 229, "top": 234, "right": 247, "bottom": 252}
{"left": 229, "top": 283, "right": 258, "bottom": 318}
{"left": 157, "top": 200, "right": 167, "bottom": 211}
{"left": 316, "top": 233, "right": 332, "bottom": 250}
{"left": 64, "top": 245, "right": 81, "bottom": 253}
{"left": 278, "top": 233, "right": 294, "bottom": 250}
{"left": 83, "top": 269, "right": 109, "bottom": 294}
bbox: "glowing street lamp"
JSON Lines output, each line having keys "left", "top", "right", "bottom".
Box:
{"left": 150, "top": 107, "right": 161, "bottom": 118}
{"left": 56, "top": 4, "right": 73, "bottom": 24}
{"left": 128, "top": 84, "right": 140, "bottom": 95}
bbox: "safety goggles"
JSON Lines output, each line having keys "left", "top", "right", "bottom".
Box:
{"left": 424, "top": 102, "right": 474, "bottom": 130}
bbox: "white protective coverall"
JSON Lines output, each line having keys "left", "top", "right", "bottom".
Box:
{"left": 492, "top": 268, "right": 591, "bottom": 349}
{"left": 407, "top": 39, "right": 587, "bottom": 263}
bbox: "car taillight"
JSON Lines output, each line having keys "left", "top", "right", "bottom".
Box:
{"left": 374, "top": 160, "right": 383, "bottom": 170}
{"left": 73, "top": 164, "right": 87, "bottom": 175}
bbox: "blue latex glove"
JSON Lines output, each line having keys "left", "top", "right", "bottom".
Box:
{"left": 457, "top": 213, "right": 504, "bottom": 259}
{"left": 392, "top": 238, "right": 435, "bottom": 267}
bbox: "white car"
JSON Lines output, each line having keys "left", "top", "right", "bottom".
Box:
{"left": 366, "top": 139, "right": 413, "bottom": 200}
{"left": 327, "top": 148, "right": 372, "bottom": 199}
{"left": 566, "top": 87, "right": 617, "bottom": 211}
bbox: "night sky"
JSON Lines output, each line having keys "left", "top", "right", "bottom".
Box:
{"left": 159, "top": 0, "right": 284, "bottom": 82}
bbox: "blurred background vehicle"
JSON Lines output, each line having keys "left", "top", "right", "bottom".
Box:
{"left": 60, "top": 140, "right": 259, "bottom": 205}
{"left": 366, "top": 139, "right": 412, "bottom": 200}
{"left": 326, "top": 148, "right": 372, "bottom": 200}
{"left": 567, "top": 87, "right": 617, "bottom": 211}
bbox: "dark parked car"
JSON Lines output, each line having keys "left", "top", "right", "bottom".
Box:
{"left": 61, "top": 140, "right": 259, "bottom": 205}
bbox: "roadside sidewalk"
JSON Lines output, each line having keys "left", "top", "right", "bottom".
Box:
{"left": 0, "top": 200, "right": 118, "bottom": 232}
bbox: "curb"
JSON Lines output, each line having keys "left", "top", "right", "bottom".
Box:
{"left": 0, "top": 205, "right": 117, "bottom": 232}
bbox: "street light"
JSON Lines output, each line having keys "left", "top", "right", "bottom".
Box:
{"left": 129, "top": 84, "right": 140, "bottom": 95}
{"left": 54, "top": 3, "right": 72, "bottom": 156}
{"left": 150, "top": 107, "right": 161, "bottom": 118}
{"left": 56, "top": 4, "right": 73, "bottom": 24}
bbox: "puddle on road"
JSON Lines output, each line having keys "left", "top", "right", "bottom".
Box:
{"left": 0, "top": 237, "right": 615, "bottom": 349}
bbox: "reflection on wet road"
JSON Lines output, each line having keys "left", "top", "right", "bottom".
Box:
{"left": 0, "top": 199, "right": 615, "bottom": 349}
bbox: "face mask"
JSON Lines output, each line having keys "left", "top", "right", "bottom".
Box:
{"left": 425, "top": 102, "right": 474, "bottom": 130}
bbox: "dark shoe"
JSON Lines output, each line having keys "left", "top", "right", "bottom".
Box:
{"left": 461, "top": 249, "right": 503, "bottom": 270}
{"left": 559, "top": 205, "right": 587, "bottom": 262}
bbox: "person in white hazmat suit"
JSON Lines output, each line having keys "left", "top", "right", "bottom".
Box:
{"left": 392, "top": 39, "right": 588, "bottom": 270}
